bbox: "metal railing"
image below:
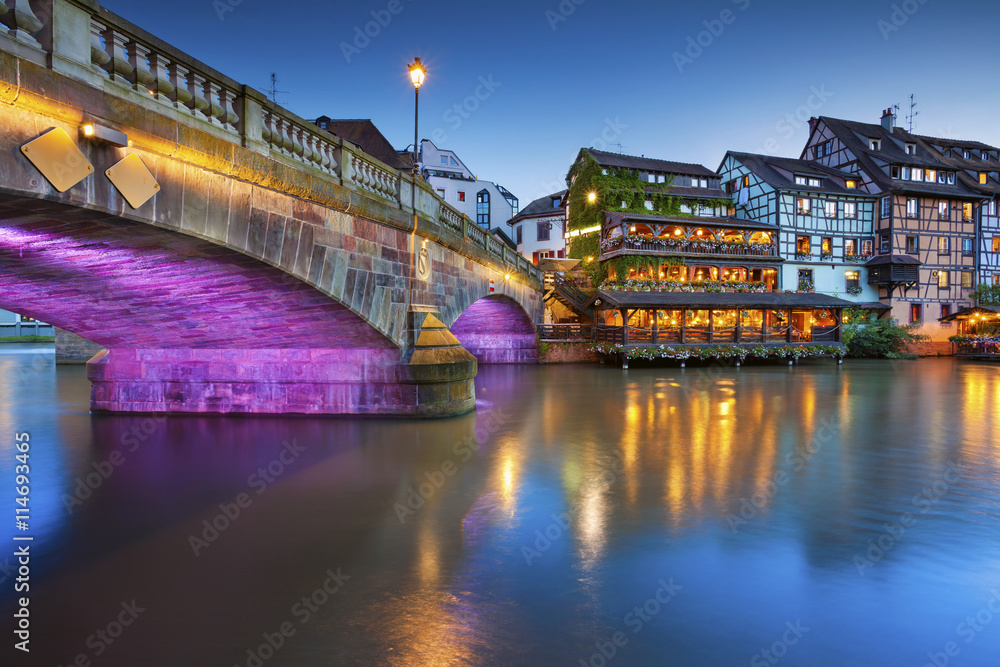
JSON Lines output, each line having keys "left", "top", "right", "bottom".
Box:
{"left": 538, "top": 324, "right": 594, "bottom": 340}
{"left": 602, "top": 239, "right": 778, "bottom": 258}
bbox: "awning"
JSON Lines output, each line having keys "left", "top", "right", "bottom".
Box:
{"left": 538, "top": 258, "right": 581, "bottom": 272}
{"left": 586, "top": 289, "right": 858, "bottom": 311}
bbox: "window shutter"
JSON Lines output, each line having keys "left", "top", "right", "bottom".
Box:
{"left": 532, "top": 251, "right": 539, "bottom": 265}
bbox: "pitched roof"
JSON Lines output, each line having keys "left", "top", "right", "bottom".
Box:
{"left": 584, "top": 148, "right": 716, "bottom": 177}
{"left": 811, "top": 117, "right": 992, "bottom": 199}
{"left": 312, "top": 117, "right": 410, "bottom": 170}
{"left": 514, "top": 190, "right": 567, "bottom": 219}
{"left": 726, "top": 152, "right": 877, "bottom": 197}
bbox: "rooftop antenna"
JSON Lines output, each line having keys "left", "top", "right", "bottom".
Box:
{"left": 609, "top": 143, "right": 624, "bottom": 154}
{"left": 906, "top": 94, "right": 918, "bottom": 133}
{"left": 266, "top": 73, "right": 289, "bottom": 104}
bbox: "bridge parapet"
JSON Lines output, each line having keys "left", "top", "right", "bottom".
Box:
{"left": 2, "top": 0, "right": 540, "bottom": 289}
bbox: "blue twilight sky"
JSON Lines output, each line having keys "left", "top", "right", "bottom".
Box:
{"left": 103, "top": 0, "right": 1000, "bottom": 206}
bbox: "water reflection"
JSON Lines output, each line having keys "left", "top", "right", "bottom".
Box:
{"left": 1, "top": 351, "right": 1000, "bottom": 665}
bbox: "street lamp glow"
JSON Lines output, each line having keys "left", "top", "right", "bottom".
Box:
{"left": 408, "top": 58, "right": 425, "bottom": 89}
{"left": 587, "top": 191, "right": 597, "bottom": 202}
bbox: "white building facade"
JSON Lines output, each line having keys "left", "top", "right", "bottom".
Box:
{"left": 419, "top": 140, "right": 519, "bottom": 228}
{"left": 507, "top": 191, "right": 567, "bottom": 264}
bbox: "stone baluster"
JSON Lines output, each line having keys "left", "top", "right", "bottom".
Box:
{"left": 126, "top": 40, "right": 154, "bottom": 92}
{"left": 204, "top": 80, "right": 225, "bottom": 126}
{"left": 147, "top": 52, "right": 174, "bottom": 103}
{"left": 304, "top": 134, "right": 321, "bottom": 167}
{"left": 219, "top": 87, "right": 239, "bottom": 131}
{"left": 89, "top": 18, "right": 110, "bottom": 73}
{"left": 168, "top": 62, "right": 193, "bottom": 109}
{"left": 1, "top": 0, "right": 45, "bottom": 48}
{"left": 290, "top": 124, "right": 305, "bottom": 160}
{"left": 102, "top": 27, "right": 133, "bottom": 85}
{"left": 318, "top": 139, "right": 335, "bottom": 174}
{"left": 277, "top": 116, "right": 294, "bottom": 154}
{"left": 263, "top": 110, "right": 280, "bottom": 149}
{"left": 187, "top": 71, "right": 210, "bottom": 119}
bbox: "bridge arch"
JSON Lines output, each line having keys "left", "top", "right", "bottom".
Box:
{"left": 450, "top": 295, "right": 538, "bottom": 364}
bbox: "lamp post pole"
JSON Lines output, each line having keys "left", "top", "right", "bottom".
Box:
{"left": 407, "top": 58, "right": 426, "bottom": 350}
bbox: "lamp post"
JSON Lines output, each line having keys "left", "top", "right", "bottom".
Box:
{"left": 408, "top": 58, "right": 425, "bottom": 176}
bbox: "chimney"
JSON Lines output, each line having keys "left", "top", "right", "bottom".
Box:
{"left": 880, "top": 108, "right": 895, "bottom": 132}
{"left": 808, "top": 117, "right": 819, "bottom": 133}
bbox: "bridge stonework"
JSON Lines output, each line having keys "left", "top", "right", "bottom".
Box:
{"left": 0, "top": 0, "right": 543, "bottom": 417}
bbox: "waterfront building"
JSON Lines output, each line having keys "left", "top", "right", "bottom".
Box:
{"left": 418, "top": 140, "right": 519, "bottom": 228}
{"left": 506, "top": 190, "right": 568, "bottom": 264}
{"left": 564, "top": 148, "right": 853, "bottom": 351}
{"left": 718, "top": 152, "right": 884, "bottom": 308}
{"left": 0, "top": 309, "right": 53, "bottom": 337}
{"left": 801, "top": 111, "right": 998, "bottom": 344}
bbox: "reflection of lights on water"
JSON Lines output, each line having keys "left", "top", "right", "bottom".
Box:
{"left": 576, "top": 484, "right": 607, "bottom": 568}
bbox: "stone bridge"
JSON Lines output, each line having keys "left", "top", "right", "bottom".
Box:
{"left": 0, "top": 0, "right": 542, "bottom": 417}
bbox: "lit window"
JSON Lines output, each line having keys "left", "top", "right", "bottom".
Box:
{"left": 825, "top": 201, "right": 836, "bottom": 217}
{"left": 796, "top": 235, "right": 811, "bottom": 254}
{"left": 699, "top": 178, "right": 708, "bottom": 188}
{"left": 742, "top": 175, "right": 750, "bottom": 187}
{"left": 994, "top": 237, "right": 1000, "bottom": 253}
{"left": 938, "top": 236, "right": 950, "bottom": 255}
{"left": 798, "top": 198, "right": 812, "bottom": 214}
{"left": 846, "top": 271, "right": 860, "bottom": 290}
{"left": 912, "top": 169, "right": 923, "bottom": 182}
{"left": 881, "top": 197, "right": 891, "bottom": 218}
{"left": 962, "top": 272, "right": 973, "bottom": 289}
{"left": 648, "top": 174, "right": 656, "bottom": 183}
{"left": 845, "top": 239, "right": 857, "bottom": 256}
{"left": 906, "top": 198, "right": 918, "bottom": 217}
{"left": 910, "top": 303, "right": 922, "bottom": 323}
{"left": 995, "top": 275, "right": 1000, "bottom": 286}
{"left": 980, "top": 172, "right": 989, "bottom": 184}
{"left": 808, "top": 178, "right": 821, "bottom": 187}
{"left": 844, "top": 202, "right": 857, "bottom": 218}
{"left": 862, "top": 239, "right": 874, "bottom": 255}
{"left": 926, "top": 169, "right": 936, "bottom": 182}
{"left": 962, "top": 238, "right": 974, "bottom": 257}
{"left": 906, "top": 236, "right": 918, "bottom": 253}
{"left": 795, "top": 176, "right": 807, "bottom": 185}
{"left": 822, "top": 237, "right": 833, "bottom": 254}
{"left": 963, "top": 202, "right": 972, "bottom": 221}
{"left": 938, "top": 201, "right": 948, "bottom": 217}
{"left": 458, "top": 191, "right": 466, "bottom": 202}
{"left": 938, "top": 270, "right": 950, "bottom": 288}
{"left": 845, "top": 179, "right": 857, "bottom": 189}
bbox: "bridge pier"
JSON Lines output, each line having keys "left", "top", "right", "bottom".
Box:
{"left": 88, "top": 342, "right": 476, "bottom": 417}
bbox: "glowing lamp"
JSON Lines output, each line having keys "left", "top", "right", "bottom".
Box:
{"left": 408, "top": 58, "right": 426, "bottom": 89}
{"left": 588, "top": 192, "right": 597, "bottom": 202}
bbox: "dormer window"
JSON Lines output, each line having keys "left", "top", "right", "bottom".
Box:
{"left": 795, "top": 176, "right": 807, "bottom": 185}
{"left": 657, "top": 174, "right": 666, "bottom": 184}
{"left": 905, "top": 143, "right": 916, "bottom": 155}
{"left": 808, "top": 178, "right": 821, "bottom": 187}
{"left": 902, "top": 166, "right": 911, "bottom": 180}
{"left": 912, "top": 168, "right": 924, "bottom": 182}
{"left": 698, "top": 178, "right": 708, "bottom": 188}
{"left": 845, "top": 180, "right": 857, "bottom": 189}
{"left": 647, "top": 173, "right": 656, "bottom": 183}
{"left": 937, "top": 171, "right": 946, "bottom": 183}
{"left": 891, "top": 165, "right": 901, "bottom": 179}
{"left": 982, "top": 152, "right": 988, "bottom": 161}
{"left": 947, "top": 172, "right": 956, "bottom": 184}
{"left": 964, "top": 150, "right": 971, "bottom": 159}
{"left": 870, "top": 139, "right": 881, "bottom": 150}
{"left": 926, "top": 169, "right": 936, "bottom": 182}
{"left": 552, "top": 197, "right": 561, "bottom": 208}
{"left": 981, "top": 172, "right": 989, "bottom": 184}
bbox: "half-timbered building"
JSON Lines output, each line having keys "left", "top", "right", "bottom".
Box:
{"left": 801, "top": 111, "right": 992, "bottom": 344}
{"left": 718, "top": 152, "right": 881, "bottom": 307}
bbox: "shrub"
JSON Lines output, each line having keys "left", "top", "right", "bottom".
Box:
{"left": 841, "top": 309, "right": 927, "bottom": 358}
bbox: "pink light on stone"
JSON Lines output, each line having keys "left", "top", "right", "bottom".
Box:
{"left": 451, "top": 295, "right": 537, "bottom": 364}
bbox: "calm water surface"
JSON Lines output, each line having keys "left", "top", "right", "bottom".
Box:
{"left": 1, "top": 344, "right": 1000, "bottom": 666}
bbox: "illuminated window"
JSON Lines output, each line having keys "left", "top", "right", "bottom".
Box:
{"left": 937, "top": 270, "right": 950, "bottom": 288}
{"left": 926, "top": 169, "right": 936, "bottom": 182}
{"left": 822, "top": 237, "right": 833, "bottom": 254}
{"left": 939, "top": 201, "right": 948, "bottom": 217}
{"left": 808, "top": 178, "right": 821, "bottom": 187}
{"left": 845, "top": 239, "right": 857, "bottom": 256}
{"left": 796, "top": 236, "right": 811, "bottom": 254}
{"left": 862, "top": 239, "right": 874, "bottom": 255}
{"left": 912, "top": 168, "right": 924, "bottom": 182}
{"left": 909, "top": 303, "right": 922, "bottom": 323}
{"left": 845, "top": 179, "right": 857, "bottom": 189}
{"left": 844, "top": 202, "right": 857, "bottom": 217}
{"left": 795, "top": 176, "right": 807, "bottom": 185}
{"left": 845, "top": 271, "right": 860, "bottom": 290}
{"left": 980, "top": 172, "right": 989, "bottom": 184}
{"left": 906, "top": 198, "right": 918, "bottom": 217}
{"left": 824, "top": 201, "right": 836, "bottom": 217}
{"left": 990, "top": 200, "right": 997, "bottom": 216}
{"left": 797, "top": 198, "right": 812, "bottom": 213}
{"left": 962, "top": 271, "right": 973, "bottom": 288}
{"left": 938, "top": 236, "right": 950, "bottom": 255}
{"left": 994, "top": 274, "right": 1000, "bottom": 286}
{"left": 994, "top": 237, "right": 1000, "bottom": 253}
{"left": 906, "top": 236, "right": 918, "bottom": 254}
{"left": 963, "top": 202, "right": 973, "bottom": 221}
{"left": 742, "top": 175, "right": 750, "bottom": 187}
